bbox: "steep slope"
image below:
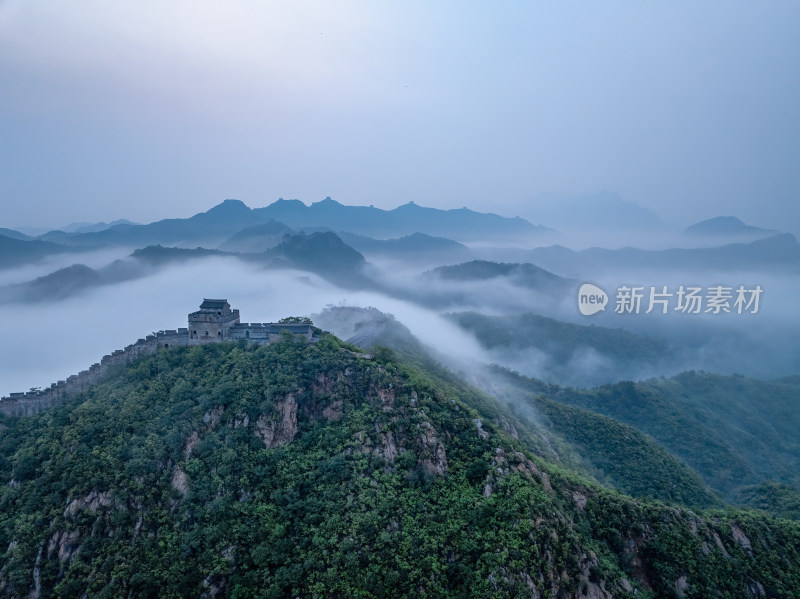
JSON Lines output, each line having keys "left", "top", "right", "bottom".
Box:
{"left": 1, "top": 338, "right": 798, "bottom": 597}
{"left": 316, "top": 306, "right": 800, "bottom": 518}
{"left": 316, "top": 307, "right": 719, "bottom": 508}
{"left": 494, "top": 368, "right": 800, "bottom": 504}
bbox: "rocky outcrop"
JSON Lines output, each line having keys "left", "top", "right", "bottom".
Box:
{"left": 64, "top": 490, "right": 112, "bottom": 519}
{"left": 172, "top": 467, "right": 189, "bottom": 497}
{"left": 418, "top": 421, "right": 448, "bottom": 475}
{"left": 255, "top": 394, "right": 299, "bottom": 448}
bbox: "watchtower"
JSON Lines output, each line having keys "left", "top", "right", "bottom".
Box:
{"left": 188, "top": 299, "right": 240, "bottom": 345}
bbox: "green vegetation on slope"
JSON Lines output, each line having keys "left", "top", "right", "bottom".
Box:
{"left": 493, "top": 367, "right": 800, "bottom": 510}
{"left": 326, "top": 307, "right": 719, "bottom": 508}
{"left": 734, "top": 483, "right": 800, "bottom": 521}
{"left": 525, "top": 394, "right": 720, "bottom": 508}
{"left": 0, "top": 337, "right": 799, "bottom": 597}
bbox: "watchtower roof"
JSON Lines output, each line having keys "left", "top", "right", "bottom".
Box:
{"left": 200, "top": 299, "right": 230, "bottom": 310}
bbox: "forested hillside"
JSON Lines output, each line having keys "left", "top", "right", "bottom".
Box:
{"left": 1, "top": 336, "right": 799, "bottom": 597}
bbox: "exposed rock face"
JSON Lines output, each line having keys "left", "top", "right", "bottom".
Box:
{"left": 731, "top": 524, "right": 752, "bottom": 550}
{"left": 623, "top": 534, "right": 654, "bottom": 592}
{"left": 172, "top": 467, "right": 189, "bottom": 497}
{"left": 48, "top": 530, "right": 80, "bottom": 564}
{"left": 675, "top": 575, "right": 689, "bottom": 598}
{"left": 473, "top": 418, "right": 490, "bottom": 440}
{"left": 374, "top": 423, "right": 398, "bottom": 463}
{"left": 573, "top": 552, "right": 613, "bottom": 599}
{"left": 322, "top": 400, "right": 343, "bottom": 421}
{"left": 203, "top": 406, "right": 224, "bottom": 428}
{"left": 712, "top": 531, "right": 731, "bottom": 558}
{"left": 183, "top": 431, "right": 200, "bottom": 459}
{"left": 571, "top": 491, "right": 588, "bottom": 511}
{"left": 64, "top": 491, "right": 112, "bottom": 519}
{"left": 378, "top": 387, "right": 395, "bottom": 410}
{"left": 255, "top": 394, "right": 299, "bottom": 448}
{"left": 419, "top": 421, "right": 448, "bottom": 475}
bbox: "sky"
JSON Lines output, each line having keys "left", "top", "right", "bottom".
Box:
{"left": 1, "top": 1, "right": 799, "bottom": 231}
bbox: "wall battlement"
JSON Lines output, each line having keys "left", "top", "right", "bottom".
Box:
{"left": 0, "top": 300, "right": 315, "bottom": 417}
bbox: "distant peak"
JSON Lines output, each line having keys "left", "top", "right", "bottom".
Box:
{"left": 207, "top": 199, "right": 251, "bottom": 213}
{"left": 699, "top": 216, "right": 745, "bottom": 226}
{"left": 268, "top": 198, "right": 307, "bottom": 208}
{"left": 683, "top": 215, "right": 776, "bottom": 237}
{"left": 313, "top": 196, "right": 342, "bottom": 206}
{"left": 395, "top": 201, "right": 425, "bottom": 210}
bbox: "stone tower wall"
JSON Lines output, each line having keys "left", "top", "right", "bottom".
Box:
{"left": 0, "top": 300, "right": 316, "bottom": 417}
{"left": 0, "top": 329, "right": 188, "bottom": 417}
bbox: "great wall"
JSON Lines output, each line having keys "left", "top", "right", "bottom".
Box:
{"left": 0, "top": 299, "right": 316, "bottom": 417}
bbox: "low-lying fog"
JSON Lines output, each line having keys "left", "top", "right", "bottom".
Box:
{"left": 1, "top": 252, "right": 797, "bottom": 398}
{"left": 0, "top": 247, "right": 137, "bottom": 287}
{"left": 0, "top": 257, "right": 489, "bottom": 398}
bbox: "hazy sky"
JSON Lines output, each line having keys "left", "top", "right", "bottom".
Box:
{"left": 1, "top": 1, "right": 798, "bottom": 230}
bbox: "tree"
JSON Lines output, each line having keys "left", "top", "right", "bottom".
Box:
{"left": 278, "top": 316, "right": 313, "bottom": 325}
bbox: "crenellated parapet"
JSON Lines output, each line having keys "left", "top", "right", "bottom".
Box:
{"left": 0, "top": 329, "right": 189, "bottom": 417}
{"left": 0, "top": 299, "right": 316, "bottom": 417}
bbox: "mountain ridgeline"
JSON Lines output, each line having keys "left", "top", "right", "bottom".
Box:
{"left": 14, "top": 198, "right": 550, "bottom": 252}
{"left": 2, "top": 335, "right": 798, "bottom": 597}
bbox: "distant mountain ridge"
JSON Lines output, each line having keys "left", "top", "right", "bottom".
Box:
{"left": 30, "top": 198, "right": 552, "bottom": 248}
{"left": 0, "top": 230, "right": 372, "bottom": 303}
{"left": 524, "top": 191, "right": 665, "bottom": 232}
{"left": 0, "top": 233, "right": 88, "bottom": 269}
{"left": 520, "top": 233, "right": 800, "bottom": 276}
{"left": 219, "top": 219, "right": 295, "bottom": 253}
{"left": 0, "top": 228, "right": 31, "bottom": 241}
{"left": 254, "top": 197, "right": 554, "bottom": 241}
{"left": 39, "top": 199, "right": 263, "bottom": 247}
{"left": 683, "top": 216, "right": 777, "bottom": 240}
{"left": 337, "top": 231, "right": 469, "bottom": 262}
{"left": 428, "top": 260, "right": 571, "bottom": 288}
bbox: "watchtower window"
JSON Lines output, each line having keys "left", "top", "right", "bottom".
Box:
{"left": 205, "top": 331, "right": 208, "bottom": 336}
{"left": 193, "top": 331, "right": 196, "bottom": 335}
{"left": 217, "top": 311, "right": 221, "bottom": 316}
{"left": 218, "top": 331, "right": 222, "bottom": 336}
{"left": 245, "top": 330, "right": 250, "bottom": 338}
